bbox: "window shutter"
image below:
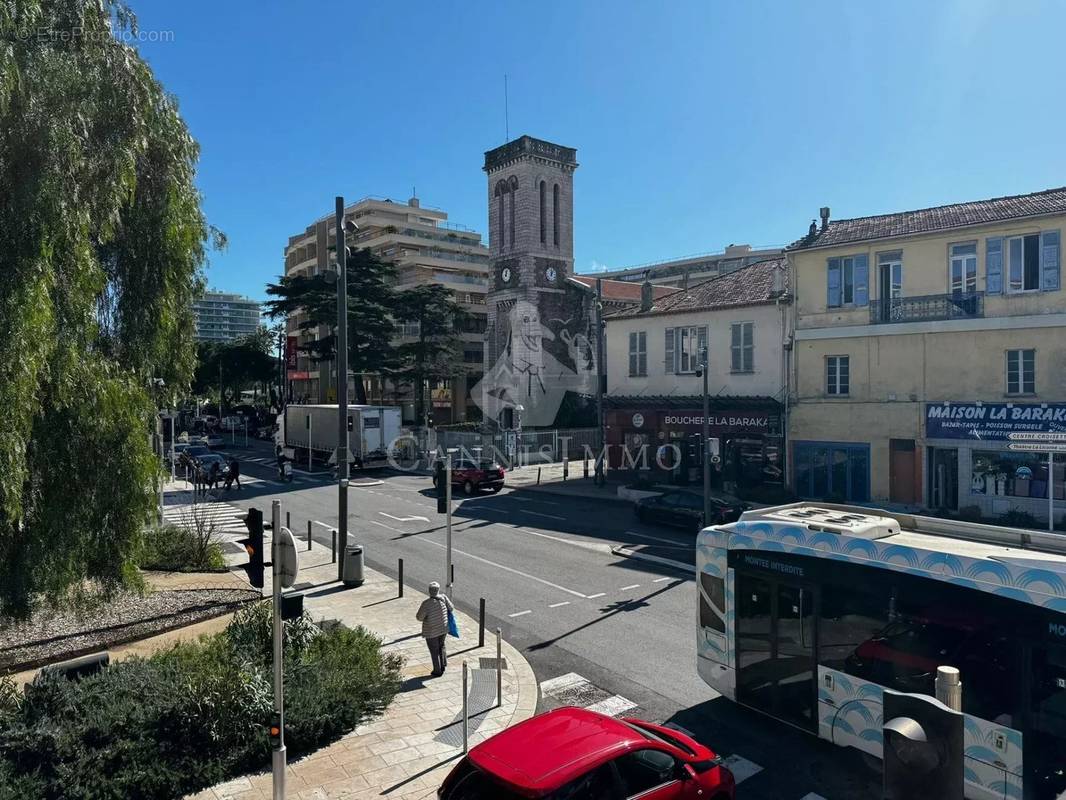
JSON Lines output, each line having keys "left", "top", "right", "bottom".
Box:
{"left": 697, "top": 326, "right": 708, "bottom": 368}
{"left": 854, "top": 254, "right": 869, "bottom": 306}
{"left": 664, "top": 328, "right": 674, "bottom": 374}
{"left": 744, "top": 322, "right": 754, "bottom": 371}
{"left": 827, "top": 258, "right": 841, "bottom": 307}
{"left": 730, "top": 323, "right": 741, "bottom": 371}
{"left": 986, "top": 237, "right": 1003, "bottom": 294}
{"left": 1041, "top": 230, "right": 1060, "bottom": 291}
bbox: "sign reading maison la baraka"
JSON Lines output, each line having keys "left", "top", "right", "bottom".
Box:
{"left": 926, "top": 402, "right": 1066, "bottom": 441}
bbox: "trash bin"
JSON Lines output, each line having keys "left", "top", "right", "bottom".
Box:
{"left": 343, "top": 544, "right": 364, "bottom": 587}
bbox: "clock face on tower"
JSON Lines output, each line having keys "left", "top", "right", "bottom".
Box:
{"left": 501, "top": 267, "right": 512, "bottom": 284}
{"left": 545, "top": 266, "right": 557, "bottom": 283}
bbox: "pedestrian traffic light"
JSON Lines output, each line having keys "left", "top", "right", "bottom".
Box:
{"left": 435, "top": 461, "right": 447, "bottom": 514}
{"left": 268, "top": 712, "right": 282, "bottom": 748}
{"left": 239, "top": 508, "right": 265, "bottom": 589}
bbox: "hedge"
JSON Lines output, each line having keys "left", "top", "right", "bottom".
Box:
{"left": 0, "top": 603, "right": 402, "bottom": 799}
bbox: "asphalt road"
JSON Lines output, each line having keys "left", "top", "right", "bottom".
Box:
{"left": 211, "top": 439, "right": 879, "bottom": 800}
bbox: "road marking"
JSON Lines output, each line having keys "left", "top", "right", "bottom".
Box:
{"left": 586, "top": 592, "right": 605, "bottom": 599}
{"left": 350, "top": 479, "right": 383, "bottom": 487}
{"left": 521, "top": 510, "right": 566, "bottom": 521}
{"left": 378, "top": 512, "right": 429, "bottom": 523}
{"left": 539, "top": 672, "right": 587, "bottom": 693}
{"left": 721, "top": 754, "right": 763, "bottom": 784}
{"left": 369, "top": 520, "right": 403, "bottom": 533}
{"left": 652, "top": 577, "right": 672, "bottom": 583}
{"left": 415, "top": 538, "right": 587, "bottom": 598}
{"left": 511, "top": 497, "right": 559, "bottom": 506}
{"left": 548, "top": 601, "right": 570, "bottom": 608}
{"left": 503, "top": 526, "right": 611, "bottom": 554}
{"left": 508, "top": 610, "right": 532, "bottom": 618}
{"left": 585, "top": 694, "right": 637, "bottom": 717}
{"left": 619, "top": 584, "right": 640, "bottom": 591}
{"left": 623, "top": 529, "right": 698, "bottom": 548}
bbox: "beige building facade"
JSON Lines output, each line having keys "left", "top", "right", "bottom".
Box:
{"left": 282, "top": 196, "right": 489, "bottom": 422}
{"left": 789, "top": 188, "right": 1066, "bottom": 524}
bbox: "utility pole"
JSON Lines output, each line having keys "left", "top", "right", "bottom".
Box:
{"left": 594, "top": 279, "right": 605, "bottom": 486}
{"left": 445, "top": 454, "right": 453, "bottom": 597}
{"left": 270, "top": 499, "right": 286, "bottom": 799}
{"left": 701, "top": 361, "right": 711, "bottom": 528}
{"left": 278, "top": 327, "right": 285, "bottom": 412}
{"left": 335, "top": 196, "right": 351, "bottom": 582}
{"left": 219, "top": 361, "right": 223, "bottom": 421}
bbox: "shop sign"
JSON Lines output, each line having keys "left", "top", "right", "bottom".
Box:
{"left": 288, "top": 371, "right": 310, "bottom": 380}
{"left": 662, "top": 411, "right": 771, "bottom": 431}
{"left": 285, "top": 336, "right": 299, "bottom": 369}
{"left": 632, "top": 413, "right": 644, "bottom": 428}
{"left": 926, "top": 402, "right": 1066, "bottom": 441}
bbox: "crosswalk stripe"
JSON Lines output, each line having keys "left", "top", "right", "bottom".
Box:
{"left": 539, "top": 672, "right": 587, "bottom": 694}
{"left": 721, "top": 754, "right": 763, "bottom": 784}
{"left": 584, "top": 695, "right": 637, "bottom": 717}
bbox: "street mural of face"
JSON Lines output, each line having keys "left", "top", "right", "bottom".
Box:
{"left": 475, "top": 297, "right": 596, "bottom": 428}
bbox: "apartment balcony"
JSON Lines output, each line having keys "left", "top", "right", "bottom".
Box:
{"left": 869, "top": 291, "right": 983, "bottom": 324}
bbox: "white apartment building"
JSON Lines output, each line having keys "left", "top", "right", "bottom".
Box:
{"left": 282, "top": 196, "right": 489, "bottom": 421}
{"left": 193, "top": 291, "right": 261, "bottom": 343}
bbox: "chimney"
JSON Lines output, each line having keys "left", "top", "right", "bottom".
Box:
{"left": 408, "top": 196, "right": 420, "bottom": 208}
{"left": 640, "top": 279, "right": 654, "bottom": 312}
{"left": 772, "top": 263, "right": 785, "bottom": 295}
{"left": 819, "top": 206, "right": 831, "bottom": 231}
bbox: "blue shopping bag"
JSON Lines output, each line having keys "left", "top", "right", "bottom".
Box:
{"left": 447, "top": 607, "right": 460, "bottom": 638}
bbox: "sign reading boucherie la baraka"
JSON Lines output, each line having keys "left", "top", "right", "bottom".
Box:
{"left": 662, "top": 411, "right": 772, "bottom": 430}
{"left": 926, "top": 402, "right": 1066, "bottom": 441}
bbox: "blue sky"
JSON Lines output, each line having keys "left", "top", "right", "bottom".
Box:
{"left": 132, "top": 0, "right": 1066, "bottom": 300}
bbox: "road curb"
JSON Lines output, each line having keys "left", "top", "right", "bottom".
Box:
{"left": 511, "top": 483, "right": 632, "bottom": 505}
{"left": 610, "top": 544, "right": 694, "bottom": 574}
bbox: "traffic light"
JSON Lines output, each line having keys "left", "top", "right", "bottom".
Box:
{"left": 435, "top": 460, "right": 447, "bottom": 514}
{"left": 239, "top": 508, "right": 265, "bottom": 589}
{"left": 268, "top": 712, "right": 282, "bottom": 748}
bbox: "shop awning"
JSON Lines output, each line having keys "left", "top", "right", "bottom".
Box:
{"left": 604, "top": 395, "right": 782, "bottom": 412}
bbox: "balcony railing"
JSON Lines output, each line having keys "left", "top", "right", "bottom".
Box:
{"left": 869, "top": 291, "right": 984, "bottom": 324}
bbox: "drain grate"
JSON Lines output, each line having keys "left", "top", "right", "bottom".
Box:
{"left": 434, "top": 669, "right": 498, "bottom": 746}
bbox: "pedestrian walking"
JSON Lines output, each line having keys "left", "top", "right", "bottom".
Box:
{"left": 415, "top": 581, "right": 453, "bottom": 677}
{"left": 208, "top": 461, "right": 221, "bottom": 492}
{"left": 224, "top": 457, "right": 241, "bottom": 490}
{"left": 192, "top": 462, "right": 204, "bottom": 498}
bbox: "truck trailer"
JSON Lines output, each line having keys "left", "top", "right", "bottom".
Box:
{"left": 276, "top": 404, "right": 402, "bottom": 469}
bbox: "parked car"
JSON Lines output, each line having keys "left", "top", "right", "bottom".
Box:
{"left": 178, "top": 445, "right": 210, "bottom": 469}
{"left": 166, "top": 442, "right": 190, "bottom": 468}
{"left": 194, "top": 453, "right": 229, "bottom": 480}
{"left": 432, "top": 458, "right": 505, "bottom": 495}
{"left": 634, "top": 490, "right": 748, "bottom": 532}
{"left": 437, "top": 706, "right": 734, "bottom": 800}
{"left": 204, "top": 432, "right": 224, "bottom": 449}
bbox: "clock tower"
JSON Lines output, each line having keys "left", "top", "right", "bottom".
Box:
{"left": 478, "top": 136, "right": 598, "bottom": 430}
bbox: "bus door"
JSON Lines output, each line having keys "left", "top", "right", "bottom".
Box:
{"left": 1024, "top": 640, "right": 1066, "bottom": 799}
{"left": 735, "top": 571, "right": 818, "bottom": 732}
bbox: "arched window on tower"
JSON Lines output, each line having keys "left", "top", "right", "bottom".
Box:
{"left": 539, "top": 181, "right": 546, "bottom": 244}
{"left": 508, "top": 176, "right": 518, "bottom": 248}
{"left": 494, "top": 180, "right": 507, "bottom": 249}
{"left": 552, "top": 183, "right": 560, "bottom": 246}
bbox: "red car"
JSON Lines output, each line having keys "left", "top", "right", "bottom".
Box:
{"left": 434, "top": 458, "right": 505, "bottom": 495}
{"left": 438, "top": 706, "right": 735, "bottom": 800}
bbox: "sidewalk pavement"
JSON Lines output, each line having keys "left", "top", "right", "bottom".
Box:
{"left": 187, "top": 556, "right": 538, "bottom": 800}
{"left": 505, "top": 462, "right": 631, "bottom": 504}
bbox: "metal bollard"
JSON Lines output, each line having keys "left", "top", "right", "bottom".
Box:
{"left": 331, "top": 529, "right": 337, "bottom": 564}
{"left": 496, "top": 627, "right": 502, "bottom": 708}
{"left": 398, "top": 558, "right": 404, "bottom": 598}
{"left": 563, "top": 457, "right": 568, "bottom": 481}
{"left": 451, "top": 563, "right": 455, "bottom": 586}
{"left": 478, "top": 598, "right": 485, "bottom": 648}
{"left": 286, "top": 511, "right": 290, "bottom": 530}
{"left": 306, "top": 520, "right": 312, "bottom": 551}
{"left": 537, "top": 467, "right": 541, "bottom": 485}
{"left": 583, "top": 454, "right": 589, "bottom": 479}
{"left": 462, "top": 661, "right": 469, "bottom": 753}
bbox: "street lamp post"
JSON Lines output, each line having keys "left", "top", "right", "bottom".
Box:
{"left": 332, "top": 198, "right": 359, "bottom": 582}
{"left": 698, "top": 362, "right": 710, "bottom": 528}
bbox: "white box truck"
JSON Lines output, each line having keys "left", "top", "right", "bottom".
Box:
{"left": 275, "top": 404, "right": 402, "bottom": 469}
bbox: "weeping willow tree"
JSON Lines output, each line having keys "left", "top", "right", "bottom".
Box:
{"left": 0, "top": 0, "right": 218, "bottom": 616}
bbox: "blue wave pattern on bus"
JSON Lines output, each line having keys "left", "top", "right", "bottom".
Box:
{"left": 818, "top": 666, "right": 1024, "bottom": 800}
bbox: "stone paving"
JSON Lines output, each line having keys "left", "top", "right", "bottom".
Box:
{"left": 187, "top": 558, "right": 538, "bottom": 800}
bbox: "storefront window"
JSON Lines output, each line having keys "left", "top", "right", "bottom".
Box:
{"left": 971, "top": 450, "right": 1064, "bottom": 499}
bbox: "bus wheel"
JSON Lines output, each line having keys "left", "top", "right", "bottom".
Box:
{"left": 857, "top": 750, "right": 882, "bottom": 775}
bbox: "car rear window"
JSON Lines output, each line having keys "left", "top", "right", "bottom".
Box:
{"left": 623, "top": 720, "right": 696, "bottom": 756}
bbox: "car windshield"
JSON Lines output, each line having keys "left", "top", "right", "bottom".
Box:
{"left": 185, "top": 447, "right": 208, "bottom": 456}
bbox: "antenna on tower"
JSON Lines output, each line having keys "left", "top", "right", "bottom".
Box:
{"left": 504, "top": 74, "right": 509, "bottom": 142}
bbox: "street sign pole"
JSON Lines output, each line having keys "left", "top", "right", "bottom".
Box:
{"left": 335, "top": 195, "right": 350, "bottom": 585}
{"left": 271, "top": 499, "right": 286, "bottom": 800}
{"left": 1050, "top": 450, "right": 1054, "bottom": 533}
{"left": 445, "top": 455, "right": 453, "bottom": 597}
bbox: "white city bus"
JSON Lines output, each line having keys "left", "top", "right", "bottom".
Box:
{"left": 696, "top": 503, "right": 1066, "bottom": 800}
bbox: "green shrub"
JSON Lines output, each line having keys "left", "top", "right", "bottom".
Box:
{"left": 0, "top": 609, "right": 401, "bottom": 799}
{"left": 226, "top": 601, "right": 321, "bottom": 664}
{"left": 139, "top": 522, "right": 225, "bottom": 572}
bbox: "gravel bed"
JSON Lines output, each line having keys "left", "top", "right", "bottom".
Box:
{"left": 0, "top": 588, "right": 260, "bottom": 675}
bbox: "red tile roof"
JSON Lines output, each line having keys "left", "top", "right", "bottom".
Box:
{"left": 791, "top": 186, "right": 1066, "bottom": 250}
{"left": 606, "top": 257, "right": 788, "bottom": 318}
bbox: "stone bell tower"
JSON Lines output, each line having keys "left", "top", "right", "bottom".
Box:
{"left": 477, "top": 136, "right": 597, "bottom": 430}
